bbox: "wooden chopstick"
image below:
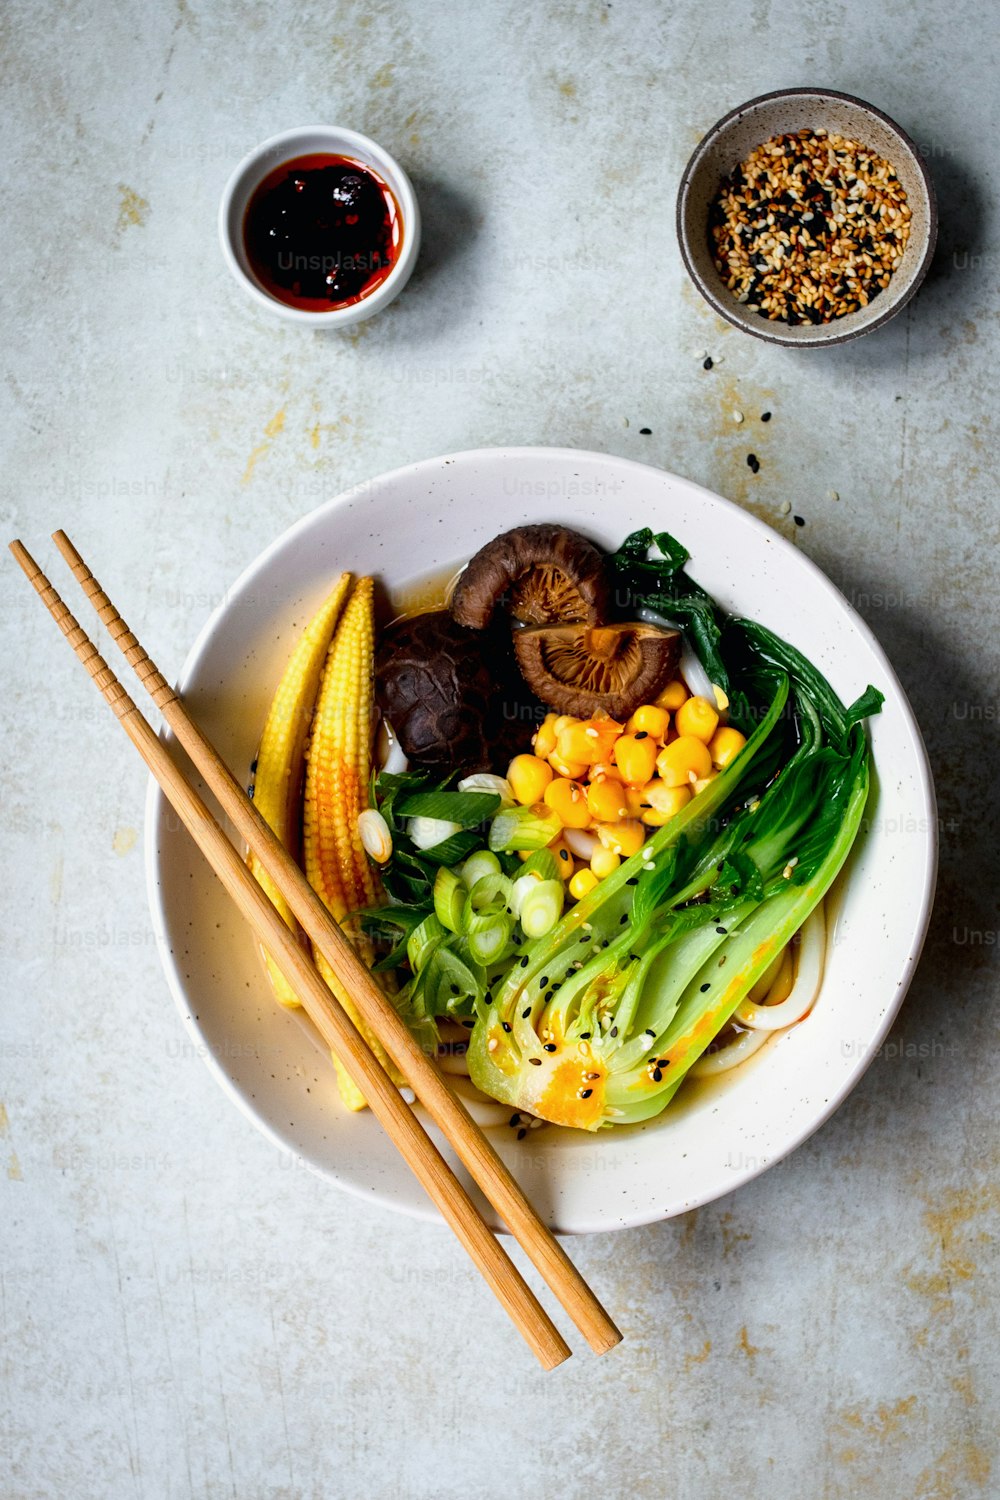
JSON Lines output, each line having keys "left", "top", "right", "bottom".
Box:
{"left": 50, "top": 531, "right": 621, "bottom": 1359}
{"left": 10, "top": 540, "right": 574, "bottom": 1371}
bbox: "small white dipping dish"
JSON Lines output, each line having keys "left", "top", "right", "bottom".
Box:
{"left": 218, "top": 124, "right": 421, "bottom": 329}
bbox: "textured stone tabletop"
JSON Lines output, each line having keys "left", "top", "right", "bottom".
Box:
{"left": 2, "top": 2, "right": 998, "bottom": 1497}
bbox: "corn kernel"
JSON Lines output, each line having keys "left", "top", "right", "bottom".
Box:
{"left": 507, "top": 753, "right": 553, "bottom": 805}
{"left": 590, "top": 845, "right": 621, "bottom": 879}
{"left": 569, "top": 867, "right": 599, "bottom": 901}
{"left": 656, "top": 736, "right": 713, "bottom": 787}
{"left": 640, "top": 780, "right": 691, "bottom": 826}
{"left": 625, "top": 704, "right": 670, "bottom": 740}
{"left": 548, "top": 838, "right": 576, "bottom": 881}
{"left": 532, "top": 713, "right": 559, "bottom": 759}
{"left": 548, "top": 749, "right": 588, "bottom": 780}
{"left": 543, "top": 777, "right": 593, "bottom": 828}
{"left": 595, "top": 819, "right": 646, "bottom": 857}
{"left": 622, "top": 784, "right": 649, "bottom": 817}
{"left": 655, "top": 679, "right": 689, "bottom": 711}
{"left": 612, "top": 733, "right": 659, "bottom": 785}
{"left": 588, "top": 761, "right": 624, "bottom": 784}
{"left": 708, "top": 725, "right": 748, "bottom": 769}
{"left": 586, "top": 778, "right": 629, "bottom": 823}
{"left": 556, "top": 716, "right": 621, "bottom": 766}
{"left": 674, "top": 695, "right": 719, "bottom": 743}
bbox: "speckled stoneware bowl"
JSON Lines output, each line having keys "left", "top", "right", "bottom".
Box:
{"left": 677, "top": 88, "right": 937, "bottom": 347}
{"left": 146, "top": 448, "right": 937, "bottom": 1234}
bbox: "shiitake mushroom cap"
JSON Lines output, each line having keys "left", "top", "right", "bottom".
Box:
{"left": 513, "top": 621, "right": 681, "bottom": 720}
{"left": 376, "top": 610, "right": 544, "bottom": 771}
{"left": 450, "top": 524, "right": 610, "bottom": 629}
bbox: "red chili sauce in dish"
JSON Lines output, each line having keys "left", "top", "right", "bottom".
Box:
{"left": 243, "top": 153, "right": 401, "bottom": 311}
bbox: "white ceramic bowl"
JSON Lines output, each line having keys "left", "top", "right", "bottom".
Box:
{"left": 145, "top": 448, "right": 936, "bottom": 1233}
{"left": 218, "top": 125, "right": 420, "bottom": 327}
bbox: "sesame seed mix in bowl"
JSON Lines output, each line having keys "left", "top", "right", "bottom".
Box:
{"left": 709, "top": 128, "right": 912, "bottom": 325}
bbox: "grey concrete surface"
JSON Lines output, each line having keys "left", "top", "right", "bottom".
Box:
{"left": 2, "top": 2, "right": 998, "bottom": 1497}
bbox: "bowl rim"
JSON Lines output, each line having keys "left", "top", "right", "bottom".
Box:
{"left": 676, "top": 86, "right": 939, "bottom": 348}
{"left": 144, "top": 445, "right": 939, "bottom": 1233}
{"left": 217, "top": 123, "right": 421, "bottom": 327}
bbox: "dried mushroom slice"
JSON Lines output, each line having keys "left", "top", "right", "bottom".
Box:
{"left": 450, "top": 524, "right": 610, "bottom": 629}
{"left": 514, "top": 621, "right": 680, "bottom": 720}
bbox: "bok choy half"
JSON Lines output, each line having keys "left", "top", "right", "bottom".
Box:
{"left": 465, "top": 530, "right": 883, "bottom": 1131}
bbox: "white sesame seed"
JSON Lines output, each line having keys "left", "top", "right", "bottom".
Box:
{"left": 693, "top": 348, "right": 706, "bottom": 360}
{"left": 399, "top": 1086, "right": 417, "bottom": 1103}
{"left": 733, "top": 409, "right": 744, "bottom": 423}
{"left": 487, "top": 1038, "right": 498, "bottom": 1052}
{"left": 779, "top": 500, "right": 792, "bottom": 515}
{"left": 828, "top": 489, "right": 840, "bottom": 501}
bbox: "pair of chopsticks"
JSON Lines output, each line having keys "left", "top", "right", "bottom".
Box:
{"left": 10, "top": 532, "right": 622, "bottom": 1370}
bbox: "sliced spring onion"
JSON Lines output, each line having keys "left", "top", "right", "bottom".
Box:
{"left": 407, "top": 913, "right": 446, "bottom": 973}
{"left": 466, "top": 910, "right": 514, "bottom": 965}
{"left": 457, "top": 773, "right": 515, "bottom": 808}
{"left": 519, "top": 848, "right": 561, "bottom": 882}
{"left": 433, "top": 866, "right": 466, "bottom": 933}
{"left": 460, "top": 849, "right": 503, "bottom": 888}
{"left": 409, "top": 815, "right": 464, "bottom": 850}
{"left": 488, "top": 803, "right": 562, "bottom": 853}
{"left": 519, "top": 878, "right": 564, "bottom": 939}
{"left": 509, "top": 873, "right": 541, "bottom": 920}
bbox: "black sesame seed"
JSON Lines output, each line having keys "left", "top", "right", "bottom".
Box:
{"left": 517, "top": 1127, "right": 527, "bottom": 1140}
{"left": 703, "top": 356, "right": 714, "bottom": 369}
{"left": 794, "top": 514, "right": 805, "bottom": 527}
{"left": 520, "top": 956, "right": 529, "bottom": 968}
{"left": 558, "top": 848, "right": 570, "bottom": 862}
{"left": 716, "top": 926, "right": 727, "bottom": 935}
{"left": 610, "top": 1026, "right": 618, "bottom": 1038}
{"left": 620, "top": 914, "right": 628, "bottom": 924}
{"left": 545, "top": 990, "right": 555, "bottom": 1002}
{"left": 747, "top": 453, "right": 760, "bottom": 473}
{"left": 501, "top": 1021, "right": 512, "bottom": 1033}
{"left": 580, "top": 934, "right": 592, "bottom": 943}
{"left": 626, "top": 877, "right": 638, "bottom": 886}
{"left": 579, "top": 1089, "right": 593, "bottom": 1099}
{"left": 522, "top": 1007, "right": 531, "bottom": 1019}
{"left": 700, "top": 982, "right": 711, "bottom": 992}
{"left": 543, "top": 1042, "right": 557, "bottom": 1053}
{"left": 510, "top": 1113, "right": 521, "bottom": 1126}
{"left": 653, "top": 1069, "right": 663, "bottom": 1082}
{"left": 529, "top": 1057, "right": 542, "bottom": 1066}
{"left": 761, "top": 410, "right": 772, "bottom": 422}
{"left": 580, "top": 1031, "right": 592, "bottom": 1040}
{"left": 539, "top": 976, "right": 548, "bottom": 989}
{"left": 634, "top": 730, "right": 649, "bottom": 740}
{"left": 639, "top": 427, "right": 652, "bottom": 435}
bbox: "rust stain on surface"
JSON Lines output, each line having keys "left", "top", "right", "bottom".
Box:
{"left": 116, "top": 184, "right": 149, "bottom": 233}
{"left": 914, "top": 1440, "right": 992, "bottom": 1498}
{"left": 738, "top": 1325, "right": 760, "bottom": 1358}
{"left": 242, "top": 407, "right": 287, "bottom": 487}
{"left": 682, "top": 1339, "right": 711, "bottom": 1371}
{"left": 836, "top": 1394, "right": 918, "bottom": 1440}
{"left": 903, "top": 1186, "right": 996, "bottom": 1319}
{"left": 112, "top": 826, "right": 137, "bottom": 856}
{"left": 719, "top": 1211, "right": 752, "bottom": 1257}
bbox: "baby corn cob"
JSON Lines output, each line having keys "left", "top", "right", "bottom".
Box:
{"left": 304, "top": 576, "right": 405, "bottom": 1110}
{"left": 249, "top": 574, "right": 352, "bottom": 1009}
